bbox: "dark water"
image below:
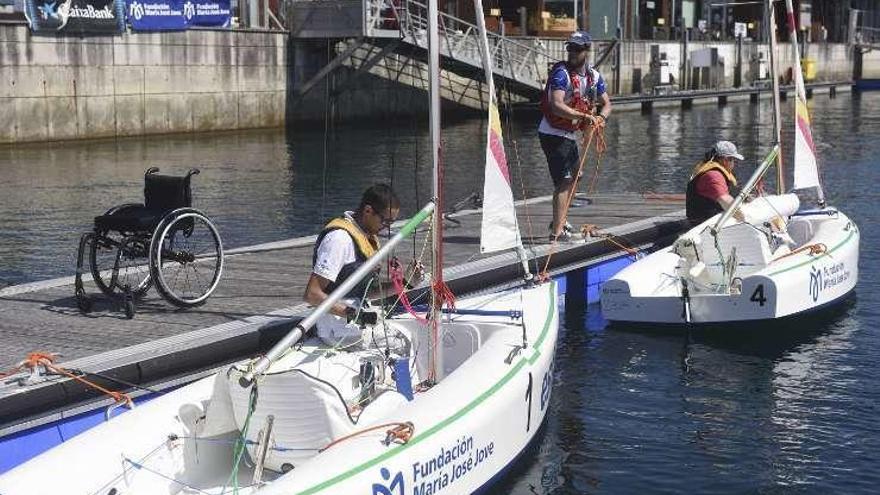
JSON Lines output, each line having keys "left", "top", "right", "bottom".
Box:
{"left": 495, "top": 92, "right": 880, "bottom": 494}
{"left": 1, "top": 92, "right": 879, "bottom": 492}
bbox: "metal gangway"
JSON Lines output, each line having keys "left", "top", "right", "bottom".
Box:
{"left": 290, "top": 0, "right": 554, "bottom": 101}
{"left": 366, "top": 0, "right": 549, "bottom": 92}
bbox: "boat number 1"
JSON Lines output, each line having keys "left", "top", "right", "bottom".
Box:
{"left": 750, "top": 284, "right": 767, "bottom": 306}
{"left": 525, "top": 372, "right": 533, "bottom": 432}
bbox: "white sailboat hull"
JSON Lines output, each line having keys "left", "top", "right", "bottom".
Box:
{"left": 0, "top": 283, "right": 558, "bottom": 495}
{"left": 602, "top": 205, "right": 859, "bottom": 325}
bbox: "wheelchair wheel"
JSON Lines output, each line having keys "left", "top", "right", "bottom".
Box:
{"left": 149, "top": 209, "right": 223, "bottom": 307}
{"left": 90, "top": 234, "right": 153, "bottom": 298}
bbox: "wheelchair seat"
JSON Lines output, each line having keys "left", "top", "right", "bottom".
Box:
{"left": 93, "top": 168, "right": 196, "bottom": 234}
{"left": 94, "top": 207, "right": 164, "bottom": 233}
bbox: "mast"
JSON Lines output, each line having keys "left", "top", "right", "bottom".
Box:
{"left": 767, "top": 0, "right": 785, "bottom": 193}
{"left": 428, "top": 0, "right": 444, "bottom": 381}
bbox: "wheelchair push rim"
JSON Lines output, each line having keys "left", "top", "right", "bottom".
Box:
{"left": 149, "top": 209, "right": 223, "bottom": 307}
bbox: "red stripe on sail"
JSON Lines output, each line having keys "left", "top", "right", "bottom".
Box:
{"left": 787, "top": 12, "right": 797, "bottom": 33}
{"left": 796, "top": 114, "right": 817, "bottom": 153}
{"left": 488, "top": 130, "right": 511, "bottom": 183}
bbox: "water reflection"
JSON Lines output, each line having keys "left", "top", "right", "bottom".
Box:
{"left": 3, "top": 93, "right": 879, "bottom": 287}
{"left": 1, "top": 92, "right": 880, "bottom": 492}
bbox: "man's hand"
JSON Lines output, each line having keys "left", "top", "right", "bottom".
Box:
{"left": 578, "top": 114, "right": 596, "bottom": 130}
{"left": 345, "top": 305, "right": 379, "bottom": 326}
{"left": 406, "top": 260, "right": 427, "bottom": 287}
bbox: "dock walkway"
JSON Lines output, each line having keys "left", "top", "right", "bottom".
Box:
{"left": 0, "top": 193, "right": 686, "bottom": 429}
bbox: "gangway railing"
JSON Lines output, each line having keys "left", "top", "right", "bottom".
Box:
{"left": 365, "top": 0, "right": 552, "bottom": 91}
{"left": 853, "top": 25, "right": 880, "bottom": 50}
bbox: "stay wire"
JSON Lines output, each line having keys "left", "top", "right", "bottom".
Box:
{"left": 501, "top": 78, "right": 539, "bottom": 276}
{"left": 321, "top": 39, "right": 331, "bottom": 221}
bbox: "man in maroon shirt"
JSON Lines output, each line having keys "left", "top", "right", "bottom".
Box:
{"left": 686, "top": 141, "right": 746, "bottom": 224}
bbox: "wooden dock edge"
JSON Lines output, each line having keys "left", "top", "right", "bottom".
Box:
{"left": 0, "top": 210, "right": 688, "bottom": 436}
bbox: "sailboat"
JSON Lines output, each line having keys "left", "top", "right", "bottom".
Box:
{"left": 601, "top": 0, "right": 859, "bottom": 325}
{"left": 0, "top": 1, "right": 558, "bottom": 493}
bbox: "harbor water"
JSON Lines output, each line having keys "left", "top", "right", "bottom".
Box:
{"left": 1, "top": 92, "right": 879, "bottom": 492}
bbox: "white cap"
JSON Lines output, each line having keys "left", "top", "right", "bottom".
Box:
{"left": 713, "top": 140, "right": 744, "bottom": 160}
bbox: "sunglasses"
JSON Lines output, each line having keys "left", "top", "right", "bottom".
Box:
{"left": 566, "top": 45, "right": 590, "bottom": 52}
{"left": 370, "top": 206, "right": 395, "bottom": 227}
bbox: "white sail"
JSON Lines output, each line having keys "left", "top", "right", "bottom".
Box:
{"left": 784, "top": 0, "right": 824, "bottom": 200}
{"left": 474, "top": 0, "right": 522, "bottom": 254}
{"left": 480, "top": 95, "right": 523, "bottom": 253}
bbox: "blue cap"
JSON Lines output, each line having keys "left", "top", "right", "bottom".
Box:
{"left": 565, "top": 31, "right": 592, "bottom": 48}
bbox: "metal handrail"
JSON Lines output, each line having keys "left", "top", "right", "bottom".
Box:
{"left": 364, "top": 0, "right": 551, "bottom": 88}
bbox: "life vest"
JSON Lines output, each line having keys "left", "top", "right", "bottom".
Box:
{"left": 539, "top": 62, "right": 598, "bottom": 132}
{"left": 312, "top": 217, "right": 379, "bottom": 297}
{"left": 686, "top": 161, "right": 739, "bottom": 224}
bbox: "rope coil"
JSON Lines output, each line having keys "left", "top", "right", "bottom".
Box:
{"left": 1, "top": 352, "right": 134, "bottom": 408}
{"left": 320, "top": 421, "right": 415, "bottom": 453}
{"left": 772, "top": 242, "right": 828, "bottom": 263}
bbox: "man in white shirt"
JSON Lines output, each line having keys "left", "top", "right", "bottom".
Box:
{"left": 304, "top": 184, "right": 400, "bottom": 346}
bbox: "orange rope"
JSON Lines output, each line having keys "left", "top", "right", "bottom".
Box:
{"left": 540, "top": 125, "right": 606, "bottom": 280}
{"left": 581, "top": 224, "right": 642, "bottom": 259}
{"left": 772, "top": 243, "right": 828, "bottom": 263}
{"left": 320, "top": 421, "right": 415, "bottom": 453}
{"left": 642, "top": 192, "right": 686, "bottom": 202}
{"left": 1, "top": 352, "right": 133, "bottom": 407}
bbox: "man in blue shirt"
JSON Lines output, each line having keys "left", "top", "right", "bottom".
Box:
{"left": 539, "top": 31, "right": 612, "bottom": 241}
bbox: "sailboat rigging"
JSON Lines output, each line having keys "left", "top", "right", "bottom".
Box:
{"left": 601, "top": 0, "right": 859, "bottom": 325}
{"left": 0, "top": 2, "right": 559, "bottom": 493}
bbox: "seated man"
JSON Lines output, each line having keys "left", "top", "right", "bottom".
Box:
{"left": 686, "top": 140, "right": 746, "bottom": 225}
{"left": 304, "top": 184, "right": 400, "bottom": 347}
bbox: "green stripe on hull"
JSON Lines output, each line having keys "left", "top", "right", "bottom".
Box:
{"left": 767, "top": 228, "right": 856, "bottom": 277}
{"left": 299, "top": 281, "right": 557, "bottom": 494}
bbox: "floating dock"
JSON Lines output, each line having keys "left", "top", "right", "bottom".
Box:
{"left": 0, "top": 193, "right": 686, "bottom": 472}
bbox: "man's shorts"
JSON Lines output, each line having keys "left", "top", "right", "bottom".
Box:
{"left": 539, "top": 132, "right": 579, "bottom": 188}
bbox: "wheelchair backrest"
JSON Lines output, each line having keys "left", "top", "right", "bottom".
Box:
{"left": 144, "top": 171, "right": 194, "bottom": 212}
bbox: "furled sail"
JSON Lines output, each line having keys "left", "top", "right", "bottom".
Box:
{"left": 784, "top": 0, "right": 824, "bottom": 201}
{"left": 474, "top": 0, "right": 522, "bottom": 254}
{"left": 480, "top": 93, "right": 522, "bottom": 253}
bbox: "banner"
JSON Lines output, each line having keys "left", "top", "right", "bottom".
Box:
{"left": 182, "top": 0, "right": 229, "bottom": 27}
{"left": 126, "top": 0, "right": 186, "bottom": 30}
{"left": 24, "top": 0, "right": 125, "bottom": 34}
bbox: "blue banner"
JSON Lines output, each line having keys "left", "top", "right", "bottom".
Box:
{"left": 182, "top": 0, "right": 229, "bottom": 27}
{"left": 126, "top": 0, "right": 186, "bottom": 31}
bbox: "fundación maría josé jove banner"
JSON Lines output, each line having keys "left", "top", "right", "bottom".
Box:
{"left": 24, "top": 0, "right": 230, "bottom": 33}
{"left": 24, "top": 0, "right": 126, "bottom": 34}
{"left": 126, "top": 0, "right": 231, "bottom": 30}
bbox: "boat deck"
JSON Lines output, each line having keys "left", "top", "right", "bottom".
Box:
{"left": 0, "top": 193, "right": 686, "bottom": 429}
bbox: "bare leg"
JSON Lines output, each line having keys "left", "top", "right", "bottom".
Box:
{"left": 552, "top": 178, "right": 575, "bottom": 236}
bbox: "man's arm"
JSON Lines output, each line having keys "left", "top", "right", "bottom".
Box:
{"left": 596, "top": 91, "right": 612, "bottom": 120}
{"left": 716, "top": 194, "right": 746, "bottom": 222}
{"left": 303, "top": 273, "right": 351, "bottom": 318}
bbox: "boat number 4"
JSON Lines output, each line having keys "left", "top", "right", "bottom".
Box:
{"left": 750, "top": 284, "right": 767, "bottom": 306}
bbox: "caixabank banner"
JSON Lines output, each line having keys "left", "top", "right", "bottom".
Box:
{"left": 24, "top": 0, "right": 126, "bottom": 34}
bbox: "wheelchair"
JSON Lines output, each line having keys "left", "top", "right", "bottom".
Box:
{"left": 74, "top": 168, "right": 224, "bottom": 318}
